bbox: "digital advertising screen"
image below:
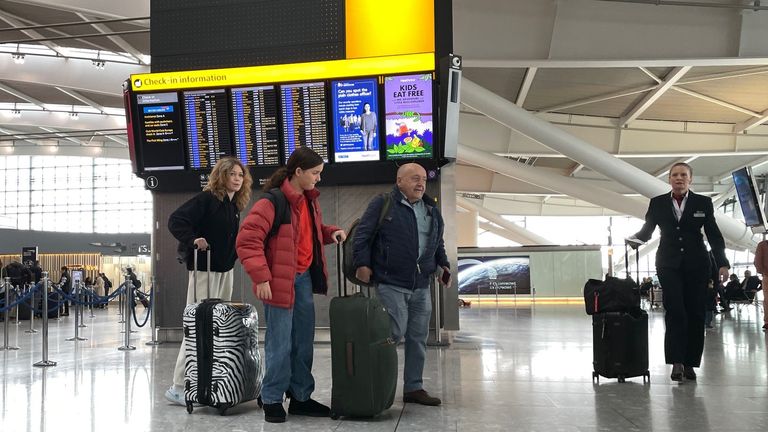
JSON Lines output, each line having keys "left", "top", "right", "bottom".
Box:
{"left": 384, "top": 73, "right": 434, "bottom": 160}
{"left": 231, "top": 85, "right": 280, "bottom": 167}
{"left": 458, "top": 256, "right": 531, "bottom": 295}
{"left": 330, "top": 78, "right": 380, "bottom": 163}
{"left": 280, "top": 82, "right": 329, "bottom": 163}
{"left": 732, "top": 167, "right": 766, "bottom": 228}
{"left": 136, "top": 92, "right": 186, "bottom": 171}
{"left": 183, "top": 89, "right": 233, "bottom": 170}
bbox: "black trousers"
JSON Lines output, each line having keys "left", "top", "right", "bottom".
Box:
{"left": 657, "top": 265, "right": 708, "bottom": 367}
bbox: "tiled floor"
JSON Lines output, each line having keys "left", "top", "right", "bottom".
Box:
{"left": 0, "top": 300, "right": 766, "bottom": 431}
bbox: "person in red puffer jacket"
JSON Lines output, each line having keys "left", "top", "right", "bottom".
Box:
{"left": 237, "top": 147, "right": 346, "bottom": 424}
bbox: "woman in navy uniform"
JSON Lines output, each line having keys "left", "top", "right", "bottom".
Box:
{"left": 629, "top": 162, "right": 729, "bottom": 382}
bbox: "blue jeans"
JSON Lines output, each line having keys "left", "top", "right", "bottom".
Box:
{"left": 376, "top": 284, "right": 432, "bottom": 393}
{"left": 261, "top": 271, "right": 315, "bottom": 404}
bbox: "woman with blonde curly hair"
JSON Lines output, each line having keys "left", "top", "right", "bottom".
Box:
{"left": 165, "top": 156, "right": 252, "bottom": 405}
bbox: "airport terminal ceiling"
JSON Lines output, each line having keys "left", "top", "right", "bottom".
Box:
{"left": 1, "top": 0, "right": 768, "bottom": 218}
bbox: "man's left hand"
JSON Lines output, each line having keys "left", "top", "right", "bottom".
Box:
{"left": 332, "top": 230, "right": 347, "bottom": 243}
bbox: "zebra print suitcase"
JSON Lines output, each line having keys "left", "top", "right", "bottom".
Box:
{"left": 183, "top": 299, "right": 262, "bottom": 415}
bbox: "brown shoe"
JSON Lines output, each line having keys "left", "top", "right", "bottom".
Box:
{"left": 403, "top": 389, "right": 441, "bottom": 406}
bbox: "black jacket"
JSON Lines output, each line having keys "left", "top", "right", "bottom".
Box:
{"left": 168, "top": 191, "right": 240, "bottom": 272}
{"left": 634, "top": 191, "right": 729, "bottom": 271}
{"left": 353, "top": 187, "right": 449, "bottom": 290}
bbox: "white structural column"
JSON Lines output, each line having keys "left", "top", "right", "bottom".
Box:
{"left": 456, "top": 208, "right": 479, "bottom": 247}
{"left": 458, "top": 145, "right": 649, "bottom": 218}
{"left": 456, "top": 196, "right": 553, "bottom": 245}
{"left": 479, "top": 221, "right": 526, "bottom": 245}
{"left": 460, "top": 77, "right": 757, "bottom": 251}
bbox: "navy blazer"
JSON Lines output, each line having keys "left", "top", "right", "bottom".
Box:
{"left": 634, "top": 191, "right": 729, "bottom": 271}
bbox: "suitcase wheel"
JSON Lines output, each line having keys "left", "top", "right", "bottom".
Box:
{"left": 592, "top": 371, "right": 599, "bottom": 383}
{"left": 218, "top": 407, "right": 228, "bottom": 416}
{"left": 643, "top": 371, "right": 650, "bottom": 384}
{"left": 257, "top": 396, "right": 263, "bottom": 408}
{"left": 186, "top": 402, "right": 193, "bottom": 414}
{"left": 618, "top": 375, "right": 626, "bottom": 383}
{"left": 330, "top": 411, "right": 339, "bottom": 420}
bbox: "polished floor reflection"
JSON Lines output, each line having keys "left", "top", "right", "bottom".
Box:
{"left": 1, "top": 301, "right": 766, "bottom": 431}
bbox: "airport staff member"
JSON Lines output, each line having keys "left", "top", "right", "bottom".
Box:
{"left": 353, "top": 163, "right": 450, "bottom": 406}
{"left": 629, "top": 162, "right": 729, "bottom": 382}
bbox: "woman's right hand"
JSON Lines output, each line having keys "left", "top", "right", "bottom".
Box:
{"left": 193, "top": 238, "right": 209, "bottom": 251}
{"left": 256, "top": 281, "right": 272, "bottom": 300}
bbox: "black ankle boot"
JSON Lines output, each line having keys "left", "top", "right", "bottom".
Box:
{"left": 263, "top": 403, "right": 286, "bottom": 423}
{"left": 288, "top": 398, "right": 330, "bottom": 417}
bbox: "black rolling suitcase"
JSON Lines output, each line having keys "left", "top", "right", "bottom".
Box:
{"left": 590, "top": 241, "right": 649, "bottom": 383}
{"left": 183, "top": 249, "right": 262, "bottom": 415}
{"left": 592, "top": 310, "right": 650, "bottom": 383}
{"left": 329, "top": 243, "right": 397, "bottom": 419}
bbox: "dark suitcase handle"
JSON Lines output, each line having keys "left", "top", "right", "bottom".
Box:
{"left": 192, "top": 246, "right": 212, "bottom": 302}
{"left": 623, "top": 241, "right": 640, "bottom": 282}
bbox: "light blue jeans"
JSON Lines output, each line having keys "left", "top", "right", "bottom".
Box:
{"left": 261, "top": 271, "right": 315, "bottom": 404}
{"left": 375, "top": 283, "right": 432, "bottom": 393}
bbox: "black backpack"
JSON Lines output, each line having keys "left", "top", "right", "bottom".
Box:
{"left": 342, "top": 193, "right": 392, "bottom": 287}
{"left": 102, "top": 275, "right": 113, "bottom": 289}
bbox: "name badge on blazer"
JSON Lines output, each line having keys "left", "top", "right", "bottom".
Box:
{"left": 693, "top": 211, "right": 705, "bottom": 218}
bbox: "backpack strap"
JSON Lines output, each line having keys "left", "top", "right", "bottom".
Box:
{"left": 374, "top": 192, "right": 392, "bottom": 236}
{"left": 263, "top": 188, "right": 291, "bottom": 242}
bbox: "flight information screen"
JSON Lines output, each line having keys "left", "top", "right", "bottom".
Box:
{"left": 135, "top": 92, "right": 186, "bottom": 171}
{"left": 279, "top": 82, "right": 328, "bottom": 162}
{"left": 231, "top": 86, "right": 280, "bottom": 167}
{"left": 183, "top": 88, "right": 233, "bottom": 170}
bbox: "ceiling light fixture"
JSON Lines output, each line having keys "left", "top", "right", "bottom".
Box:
{"left": 91, "top": 50, "right": 105, "bottom": 70}
{"left": 11, "top": 44, "right": 24, "bottom": 64}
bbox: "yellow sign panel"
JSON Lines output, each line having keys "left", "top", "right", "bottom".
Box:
{"left": 345, "top": 0, "right": 435, "bottom": 59}
{"left": 131, "top": 53, "right": 435, "bottom": 92}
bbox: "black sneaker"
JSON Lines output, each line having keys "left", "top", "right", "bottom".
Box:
{"left": 288, "top": 398, "right": 330, "bottom": 417}
{"left": 403, "top": 389, "right": 442, "bottom": 406}
{"left": 263, "top": 403, "right": 286, "bottom": 423}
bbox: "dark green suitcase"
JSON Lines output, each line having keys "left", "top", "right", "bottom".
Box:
{"left": 329, "top": 244, "right": 397, "bottom": 419}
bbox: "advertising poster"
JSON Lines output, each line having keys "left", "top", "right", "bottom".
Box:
{"left": 384, "top": 74, "right": 433, "bottom": 159}
{"left": 458, "top": 256, "right": 531, "bottom": 295}
{"left": 331, "top": 78, "right": 380, "bottom": 162}
{"left": 22, "top": 246, "right": 38, "bottom": 267}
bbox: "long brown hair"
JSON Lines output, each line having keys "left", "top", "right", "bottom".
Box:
{"left": 262, "top": 147, "right": 324, "bottom": 191}
{"left": 204, "top": 157, "right": 252, "bottom": 210}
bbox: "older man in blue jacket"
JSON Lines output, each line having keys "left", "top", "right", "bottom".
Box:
{"left": 353, "top": 163, "right": 450, "bottom": 406}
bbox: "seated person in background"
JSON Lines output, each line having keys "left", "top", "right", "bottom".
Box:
{"left": 724, "top": 273, "right": 744, "bottom": 303}
{"left": 741, "top": 270, "right": 761, "bottom": 301}
{"left": 639, "top": 277, "right": 653, "bottom": 297}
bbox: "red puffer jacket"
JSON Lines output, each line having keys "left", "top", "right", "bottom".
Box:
{"left": 237, "top": 179, "right": 339, "bottom": 308}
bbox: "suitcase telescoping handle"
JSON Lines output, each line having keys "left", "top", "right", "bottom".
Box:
{"left": 624, "top": 241, "right": 640, "bottom": 282}
{"left": 192, "top": 245, "right": 212, "bottom": 303}
{"left": 336, "top": 242, "right": 347, "bottom": 297}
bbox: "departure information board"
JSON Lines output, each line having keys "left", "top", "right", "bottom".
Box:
{"left": 231, "top": 86, "right": 280, "bottom": 167}
{"left": 136, "top": 92, "right": 186, "bottom": 171}
{"left": 280, "top": 82, "right": 328, "bottom": 162}
{"left": 183, "top": 89, "right": 232, "bottom": 170}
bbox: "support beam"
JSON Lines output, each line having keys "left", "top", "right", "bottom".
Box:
{"left": 463, "top": 58, "right": 768, "bottom": 69}
{"left": 515, "top": 67, "right": 537, "bottom": 107}
{"left": 568, "top": 163, "right": 584, "bottom": 177}
{"left": 671, "top": 86, "right": 761, "bottom": 118}
{"left": 54, "top": 87, "right": 107, "bottom": 114}
{"left": 678, "top": 66, "right": 768, "bottom": 85}
{"left": 478, "top": 221, "right": 527, "bottom": 245}
{"left": 456, "top": 196, "right": 554, "bottom": 245}
{"left": 0, "top": 9, "right": 68, "bottom": 57}
{"left": 734, "top": 108, "right": 768, "bottom": 133}
{"left": 538, "top": 84, "right": 654, "bottom": 113}
{"left": 75, "top": 12, "right": 148, "bottom": 65}
{"left": 5, "top": 0, "right": 149, "bottom": 20}
{"left": 638, "top": 67, "right": 662, "bottom": 83}
{"left": 458, "top": 144, "right": 649, "bottom": 218}
{"left": 653, "top": 156, "right": 699, "bottom": 178}
{"left": 620, "top": 66, "right": 691, "bottom": 127}
{"left": 0, "top": 82, "right": 46, "bottom": 108}
{"left": 460, "top": 77, "right": 757, "bottom": 251}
